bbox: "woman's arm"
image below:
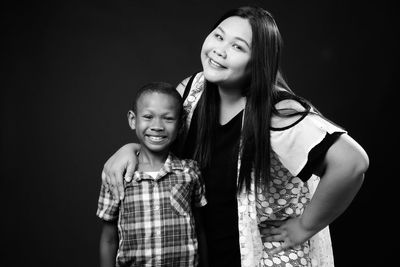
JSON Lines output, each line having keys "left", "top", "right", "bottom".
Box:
{"left": 266, "top": 134, "right": 369, "bottom": 253}
{"left": 102, "top": 143, "right": 141, "bottom": 200}
{"left": 298, "top": 134, "right": 368, "bottom": 232}
{"left": 99, "top": 220, "right": 118, "bottom": 267}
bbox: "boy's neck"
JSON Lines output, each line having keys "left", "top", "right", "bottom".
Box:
{"left": 137, "top": 148, "right": 169, "bottom": 172}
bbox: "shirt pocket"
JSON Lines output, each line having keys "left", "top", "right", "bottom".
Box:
{"left": 169, "top": 181, "right": 192, "bottom": 216}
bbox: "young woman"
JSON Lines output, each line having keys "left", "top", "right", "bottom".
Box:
{"left": 101, "top": 6, "right": 369, "bottom": 267}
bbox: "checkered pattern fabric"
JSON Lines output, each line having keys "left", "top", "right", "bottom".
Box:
{"left": 97, "top": 153, "right": 207, "bottom": 266}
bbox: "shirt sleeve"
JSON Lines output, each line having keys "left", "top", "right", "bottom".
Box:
{"left": 96, "top": 183, "right": 120, "bottom": 221}
{"left": 187, "top": 160, "right": 207, "bottom": 208}
{"left": 271, "top": 112, "right": 347, "bottom": 181}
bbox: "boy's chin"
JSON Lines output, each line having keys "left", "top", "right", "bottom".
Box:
{"left": 141, "top": 144, "right": 171, "bottom": 155}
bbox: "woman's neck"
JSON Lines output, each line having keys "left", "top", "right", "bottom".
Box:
{"left": 218, "top": 85, "right": 243, "bottom": 104}
{"left": 218, "top": 86, "right": 246, "bottom": 125}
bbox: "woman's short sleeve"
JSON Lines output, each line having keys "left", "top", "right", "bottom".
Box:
{"left": 271, "top": 112, "right": 346, "bottom": 180}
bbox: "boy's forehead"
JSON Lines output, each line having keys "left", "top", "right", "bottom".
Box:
{"left": 136, "top": 92, "right": 180, "bottom": 110}
{"left": 137, "top": 91, "right": 176, "bottom": 102}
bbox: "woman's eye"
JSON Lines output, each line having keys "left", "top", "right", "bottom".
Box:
{"left": 214, "top": 33, "right": 223, "bottom": 40}
{"left": 233, "top": 44, "right": 243, "bottom": 51}
{"left": 142, "top": 115, "right": 152, "bottom": 119}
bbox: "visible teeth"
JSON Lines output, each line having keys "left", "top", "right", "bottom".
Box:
{"left": 148, "top": 136, "right": 164, "bottom": 141}
{"left": 210, "top": 59, "right": 223, "bottom": 68}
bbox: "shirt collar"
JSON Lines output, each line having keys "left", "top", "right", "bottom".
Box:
{"left": 132, "top": 152, "right": 184, "bottom": 182}
{"left": 158, "top": 152, "right": 184, "bottom": 179}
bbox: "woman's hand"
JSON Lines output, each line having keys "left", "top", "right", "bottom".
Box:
{"left": 101, "top": 143, "right": 140, "bottom": 200}
{"left": 261, "top": 134, "right": 368, "bottom": 255}
{"left": 260, "top": 217, "right": 316, "bottom": 254}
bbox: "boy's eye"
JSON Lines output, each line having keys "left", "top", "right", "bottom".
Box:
{"left": 142, "top": 115, "right": 152, "bottom": 119}
{"left": 164, "top": 117, "right": 176, "bottom": 122}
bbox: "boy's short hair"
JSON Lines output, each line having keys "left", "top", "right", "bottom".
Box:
{"left": 132, "top": 82, "right": 183, "bottom": 115}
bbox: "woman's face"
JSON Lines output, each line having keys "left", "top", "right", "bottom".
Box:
{"left": 201, "top": 16, "right": 252, "bottom": 89}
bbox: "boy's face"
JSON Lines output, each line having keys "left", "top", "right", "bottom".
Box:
{"left": 128, "top": 92, "right": 181, "bottom": 155}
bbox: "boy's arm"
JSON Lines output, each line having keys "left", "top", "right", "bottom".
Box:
{"left": 194, "top": 207, "right": 208, "bottom": 267}
{"left": 189, "top": 160, "right": 208, "bottom": 267}
{"left": 99, "top": 220, "right": 118, "bottom": 267}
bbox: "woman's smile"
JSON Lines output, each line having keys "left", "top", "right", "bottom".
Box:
{"left": 201, "top": 16, "right": 252, "bottom": 88}
{"left": 208, "top": 58, "right": 226, "bottom": 69}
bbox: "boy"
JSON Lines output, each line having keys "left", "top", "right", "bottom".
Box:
{"left": 97, "top": 82, "right": 207, "bottom": 267}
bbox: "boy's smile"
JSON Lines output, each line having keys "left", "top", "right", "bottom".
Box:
{"left": 128, "top": 92, "right": 180, "bottom": 156}
{"left": 146, "top": 135, "right": 167, "bottom": 142}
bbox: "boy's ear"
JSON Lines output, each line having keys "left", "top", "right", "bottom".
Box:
{"left": 127, "top": 110, "right": 136, "bottom": 130}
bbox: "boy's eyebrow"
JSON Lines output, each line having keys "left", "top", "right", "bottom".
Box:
{"left": 216, "top": 26, "right": 250, "bottom": 48}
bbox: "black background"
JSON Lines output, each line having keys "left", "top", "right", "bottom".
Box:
{"left": 2, "top": 0, "right": 397, "bottom": 266}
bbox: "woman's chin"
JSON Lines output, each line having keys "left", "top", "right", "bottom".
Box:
{"left": 203, "top": 70, "right": 224, "bottom": 84}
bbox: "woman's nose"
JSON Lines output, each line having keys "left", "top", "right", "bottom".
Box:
{"left": 213, "top": 46, "right": 227, "bottom": 58}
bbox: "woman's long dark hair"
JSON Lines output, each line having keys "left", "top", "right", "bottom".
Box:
{"left": 194, "top": 6, "right": 313, "bottom": 192}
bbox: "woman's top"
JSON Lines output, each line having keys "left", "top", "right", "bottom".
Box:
{"left": 183, "top": 104, "right": 243, "bottom": 266}
{"left": 180, "top": 72, "right": 344, "bottom": 267}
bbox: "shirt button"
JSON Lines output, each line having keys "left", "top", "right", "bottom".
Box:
{"left": 154, "top": 205, "right": 160, "bottom": 210}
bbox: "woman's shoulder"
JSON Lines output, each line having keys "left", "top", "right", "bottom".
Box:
{"left": 271, "top": 99, "right": 308, "bottom": 129}
{"left": 275, "top": 99, "right": 306, "bottom": 111}
{"left": 176, "top": 77, "right": 191, "bottom": 96}
{"left": 270, "top": 106, "right": 347, "bottom": 177}
{"left": 176, "top": 72, "right": 204, "bottom": 96}
{"left": 177, "top": 158, "right": 201, "bottom": 176}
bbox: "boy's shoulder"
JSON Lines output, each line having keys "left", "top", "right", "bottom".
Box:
{"left": 169, "top": 154, "right": 200, "bottom": 173}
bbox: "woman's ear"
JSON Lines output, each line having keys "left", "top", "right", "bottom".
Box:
{"left": 127, "top": 110, "right": 136, "bottom": 130}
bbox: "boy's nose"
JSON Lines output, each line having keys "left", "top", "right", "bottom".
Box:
{"left": 150, "top": 119, "right": 164, "bottom": 131}
{"left": 150, "top": 126, "right": 164, "bottom": 132}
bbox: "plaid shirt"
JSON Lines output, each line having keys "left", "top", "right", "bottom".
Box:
{"left": 97, "top": 153, "right": 207, "bottom": 267}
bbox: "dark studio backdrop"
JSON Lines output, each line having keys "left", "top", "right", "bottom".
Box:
{"left": 2, "top": 0, "right": 397, "bottom": 266}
